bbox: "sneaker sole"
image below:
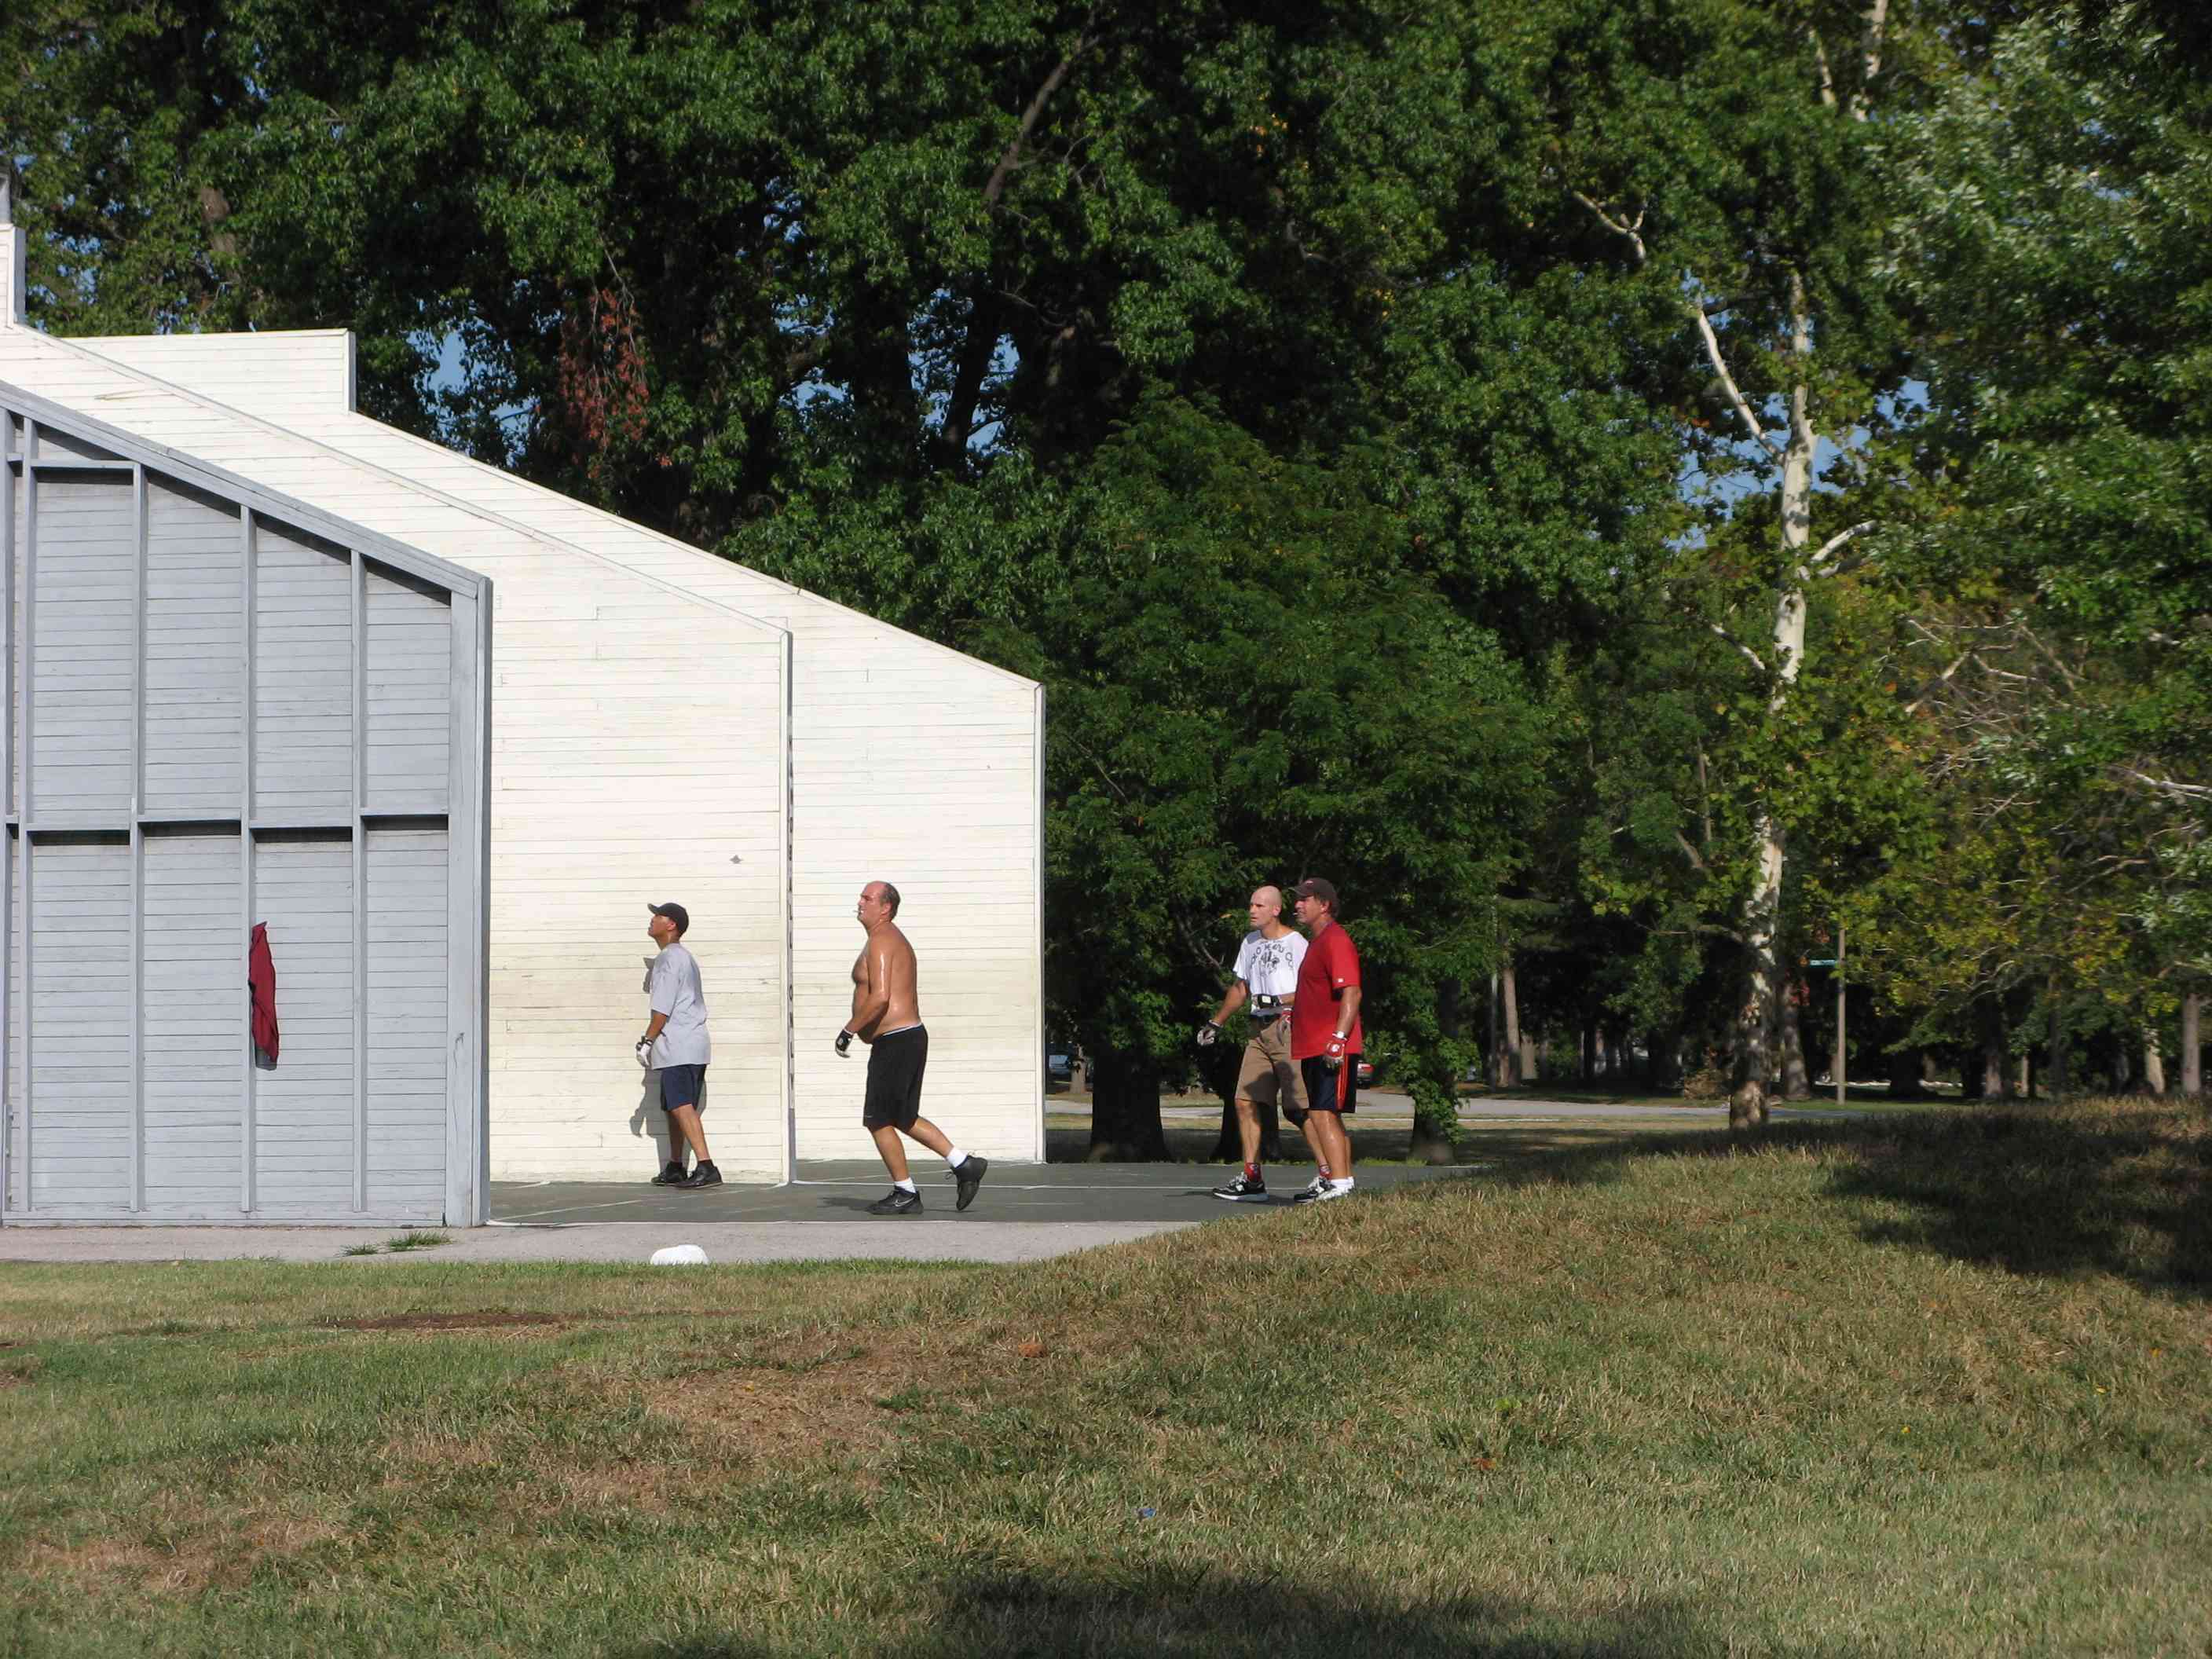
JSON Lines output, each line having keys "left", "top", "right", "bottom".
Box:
{"left": 1211, "top": 1191, "right": 1268, "bottom": 1202}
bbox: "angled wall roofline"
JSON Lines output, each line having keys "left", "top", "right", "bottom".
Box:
{"left": 1, "top": 379, "right": 489, "bottom": 602}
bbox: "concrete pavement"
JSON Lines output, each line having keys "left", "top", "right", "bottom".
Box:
{"left": 0, "top": 1159, "right": 1474, "bottom": 1266}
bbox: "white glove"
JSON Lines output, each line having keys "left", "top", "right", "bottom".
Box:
{"left": 1196, "top": 1020, "right": 1221, "bottom": 1047}
{"left": 635, "top": 1038, "right": 654, "bottom": 1068}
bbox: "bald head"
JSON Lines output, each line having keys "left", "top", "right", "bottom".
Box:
{"left": 1247, "top": 886, "right": 1285, "bottom": 932}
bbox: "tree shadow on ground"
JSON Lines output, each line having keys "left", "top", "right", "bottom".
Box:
{"left": 604, "top": 1569, "right": 1713, "bottom": 1657}
{"left": 1506, "top": 1100, "right": 2212, "bottom": 1304}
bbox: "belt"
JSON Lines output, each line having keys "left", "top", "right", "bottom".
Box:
{"left": 1250, "top": 1010, "right": 1285, "bottom": 1025}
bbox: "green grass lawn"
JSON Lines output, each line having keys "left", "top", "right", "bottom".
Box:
{"left": 3, "top": 1097, "right": 2206, "bottom": 1657}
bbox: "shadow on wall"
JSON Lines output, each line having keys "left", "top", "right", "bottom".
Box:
{"left": 628, "top": 1073, "right": 705, "bottom": 1174}
{"left": 601, "top": 1571, "right": 1712, "bottom": 1657}
{"left": 1494, "top": 1100, "right": 2211, "bottom": 1305}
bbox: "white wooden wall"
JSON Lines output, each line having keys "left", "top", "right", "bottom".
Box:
{"left": 0, "top": 334, "right": 794, "bottom": 1184}
{"left": 19, "top": 325, "right": 1042, "bottom": 1172}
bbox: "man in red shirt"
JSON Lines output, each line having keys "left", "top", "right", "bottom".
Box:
{"left": 1288, "top": 876, "right": 1362, "bottom": 1203}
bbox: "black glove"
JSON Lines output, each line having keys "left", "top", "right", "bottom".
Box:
{"left": 835, "top": 1029, "right": 854, "bottom": 1058}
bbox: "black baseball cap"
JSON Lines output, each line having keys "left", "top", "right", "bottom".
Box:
{"left": 1293, "top": 877, "right": 1339, "bottom": 910}
{"left": 647, "top": 902, "right": 690, "bottom": 936}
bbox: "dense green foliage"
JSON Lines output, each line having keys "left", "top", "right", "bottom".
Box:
{"left": 5, "top": 0, "right": 2205, "bottom": 1134}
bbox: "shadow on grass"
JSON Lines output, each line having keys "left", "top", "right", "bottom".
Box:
{"left": 1501, "top": 1098, "right": 2211, "bottom": 1302}
{"left": 607, "top": 1572, "right": 1709, "bottom": 1657}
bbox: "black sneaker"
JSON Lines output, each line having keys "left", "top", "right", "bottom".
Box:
{"left": 868, "top": 1186, "right": 923, "bottom": 1215}
{"left": 675, "top": 1160, "right": 723, "bottom": 1189}
{"left": 1211, "top": 1171, "right": 1267, "bottom": 1202}
{"left": 952, "top": 1155, "right": 989, "bottom": 1211}
{"left": 650, "top": 1160, "right": 687, "bottom": 1186}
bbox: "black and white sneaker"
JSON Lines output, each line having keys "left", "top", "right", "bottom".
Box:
{"left": 1291, "top": 1174, "right": 1331, "bottom": 1205}
{"left": 952, "top": 1155, "right": 989, "bottom": 1211}
{"left": 869, "top": 1186, "right": 923, "bottom": 1215}
{"left": 1210, "top": 1172, "right": 1268, "bottom": 1202}
{"left": 650, "top": 1160, "right": 687, "bottom": 1186}
{"left": 675, "top": 1160, "right": 723, "bottom": 1189}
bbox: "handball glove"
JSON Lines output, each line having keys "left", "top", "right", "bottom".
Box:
{"left": 635, "top": 1037, "right": 654, "bottom": 1068}
{"left": 834, "top": 1029, "right": 854, "bottom": 1058}
{"left": 1323, "top": 1034, "right": 1350, "bottom": 1071}
{"left": 1196, "top": 1020, "right": 1221, "bottom": 1047}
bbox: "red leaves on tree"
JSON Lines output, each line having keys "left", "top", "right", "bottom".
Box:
{"left": 556, "top": 282, "right": 650, "bottom": 484}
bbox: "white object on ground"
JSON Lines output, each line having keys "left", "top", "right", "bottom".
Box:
{"left": 650, "top": 1243, "right": 709, "bottom": 1266}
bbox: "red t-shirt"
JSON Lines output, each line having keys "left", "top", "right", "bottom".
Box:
{"left": 1291, "top": 920, "right": 1362, "bottom": 1060}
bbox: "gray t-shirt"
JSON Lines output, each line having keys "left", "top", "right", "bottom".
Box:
{"left": 646, "top": 942, "right": 711, "bottom": 1067}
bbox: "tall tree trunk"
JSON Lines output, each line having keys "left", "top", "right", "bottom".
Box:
{"left": 2143, "top": 1028, "right": 2166, "bottom": 1097}
{"left": 2046, "top": 976, "right": 2069, "bottom": 1098}
{"left": 2019, "top": 1049, "right": 2034, "bottom": 1099}
{"left": 1778, "top": 977, "right": 1812, "bottom": 1100}
{"left": 1498, "top": 958, "right": 1522, "bottom": 1087}
{"left": 1887, "top": 1045, "right": 1924, "bottom": 1101}
{"left": 1581, "top": 1022, "right": 1597, "bottom": 1085}
{"left": 1729, "top": 277, "right": 1824, "bottom": 1130}
{"left": 2182, "top": 992, "right": 2203, "bottom": 1098}
{"left": 1519, "top": 1027, "right": 1541, "bottom": 1083}
{"left": 1089, "top": 1052, "right": 1168, "bottom": 1160}
{"left": 1975, "top": 998, "right": 2009, "bottom": 1100}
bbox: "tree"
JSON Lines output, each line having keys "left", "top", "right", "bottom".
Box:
{"left": 972, "top": 394, "right": 1546, "bottom": 1156}
{"left": 1877, "top": 1, "right": 2212, "bottom": 1094}
{"left": 1538, "top": 0, "right": 1916, "bottom": 1122}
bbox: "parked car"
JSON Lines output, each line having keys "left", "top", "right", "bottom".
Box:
{"left": 1046, "top": 1048, "right": 1075, "bottom": 1083}
{"left": 1357, "top": 1057, "right": 1375, "bottom": 1087}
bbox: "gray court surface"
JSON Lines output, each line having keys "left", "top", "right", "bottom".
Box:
{"left": 0, "top": 1159, "right": 1478, "bottom": 1266}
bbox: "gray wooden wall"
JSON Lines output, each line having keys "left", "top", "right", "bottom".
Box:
{"left": 1, "top": 402, "right": 489, "bottom": 1225}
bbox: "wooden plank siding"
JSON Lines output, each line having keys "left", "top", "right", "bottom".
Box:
{"left": 1, "top": 379, "right": 496, "bottom": 1222}
{"left": 141, "top": 829, "right": 245, "bottom": 1213}
{"left": 4, "top": 321, "right": 1037, "bottom": 1181}
{"left": 29, "top": 472, "right": 135, "bottom": 819}
{"left": 26, "top": 834, "right": 134, "bottom": 1211}
{"left": 143, "top": 480, "right": 245, "bottom": 815}
{"left": 365, "top": 822, "right": 447, "bottom": 1219}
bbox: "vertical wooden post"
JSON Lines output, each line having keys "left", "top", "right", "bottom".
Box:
{"left": 350, "top": 549, "right": 367, "bottom": 1212}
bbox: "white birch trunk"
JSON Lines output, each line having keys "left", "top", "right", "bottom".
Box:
{"left": 2142, "top": 1030, "right": 2166, "bottom": 1097}
{"left": 1728, "top": 277, "right": 1818, "bottom": 1129}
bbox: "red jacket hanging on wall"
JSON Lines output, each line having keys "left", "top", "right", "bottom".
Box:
{"left": 248, "top": 922, "right": 280, "bottom": 1068}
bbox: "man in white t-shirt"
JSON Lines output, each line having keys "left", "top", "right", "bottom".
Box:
{"left": 1197, "top": 885, "right": 1308, "bottom": 1201}
{"left": 639, "top": 901, "right": 720, "bottom": 1189}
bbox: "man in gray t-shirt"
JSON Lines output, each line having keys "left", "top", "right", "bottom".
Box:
{"left": 640, "top": 902, "right": 720, "bottom": 1189}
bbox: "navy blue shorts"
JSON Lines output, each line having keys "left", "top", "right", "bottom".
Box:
{"left": 659, "top": 1064, "right": 708, "bottom": 1112}
{"left": 1299, "top": 1056, "right": 1357, "bottom": 1115}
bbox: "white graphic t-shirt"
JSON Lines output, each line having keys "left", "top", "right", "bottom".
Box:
{"left": 1233, "top": 928, "right": 1307, "bottom": 998}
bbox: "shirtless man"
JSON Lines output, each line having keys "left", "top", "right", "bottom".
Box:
{"left": 837, "top": 881, "right": 987, "bottom": 1215}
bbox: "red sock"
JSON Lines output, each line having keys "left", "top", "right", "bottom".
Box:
{"left": 1244, "top": 1163, "right": 1261, "bottom": 1181}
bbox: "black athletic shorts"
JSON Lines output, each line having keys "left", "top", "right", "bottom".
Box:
{"left": 658, "top": 1064, "right": 708, "bottom": 1112}
{"left": 863, "top": 1025, "right": 928, "bottom": 1130}
{"left": 1299, "top": 1055, "right": 1358, "bottom": 1115}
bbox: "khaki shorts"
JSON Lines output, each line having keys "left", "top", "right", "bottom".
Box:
{"left": 1236, "top": 1016, "right": 1306, "bottom": 1113}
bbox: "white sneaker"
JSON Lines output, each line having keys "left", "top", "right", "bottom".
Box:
{"left": 1314, "top": 1178, "right": 1354, "bottom": 1202}
{"left": 1291, "top": 1175, "right": 1331, "bottom": 1205}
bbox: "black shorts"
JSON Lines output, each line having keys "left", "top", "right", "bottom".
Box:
{"left": 1299, "top": 1055, "right": 1358, "bottom": 1115}
{"left": 862, "top": 1026, "right": 928, "bottom": 1131}
{"left": 658, "top": 1064, "right": 708, "bottom": 1112}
